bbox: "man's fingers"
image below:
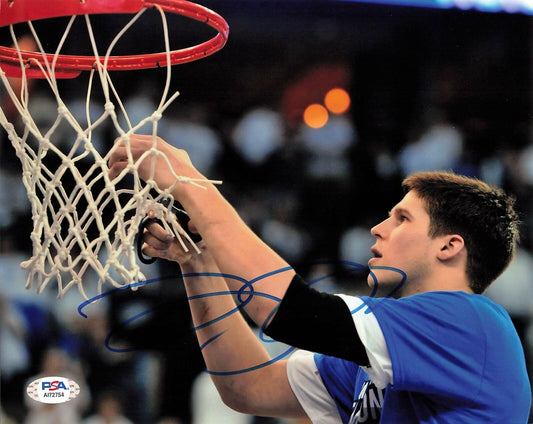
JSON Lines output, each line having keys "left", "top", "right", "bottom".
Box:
{"left": 108, "top": 138, "right": 148, "bottom": 178}
{"left": 108, "top": 160, "right": 127, "bottom": 180}
{"left": 107, "top": 144, "right": 129, "bottom": 180}
{"left": 142, "top": 235, "right": 197, "bottom": 265}
{"left": 145, "top": 220, "right": 173, "bottom": 242}
{"left": 143, "top": 229, "right": 172, "bottom": 251}
{"left": 141, "top": 242, "right": 168, "bottom": 260}
{"left": 142, "top": 223, "right": 174, "bottom": 261}
{"left": 188, "top": 220, "right": 199, "bottom": 235}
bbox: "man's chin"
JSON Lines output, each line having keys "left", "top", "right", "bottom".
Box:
{"left": 367, "top": 271, "right": 405, "bottom": 298}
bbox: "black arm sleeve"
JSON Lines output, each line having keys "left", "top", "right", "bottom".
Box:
{"left": 264, "top": 274, "right": 370, "bottom": 366}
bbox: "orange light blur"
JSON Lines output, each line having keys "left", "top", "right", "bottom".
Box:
{"left": 303, "top": 104, "right": 329, "bottom": 129}
{"left": 324, "top": 88, "right": 351, "bottom": 114}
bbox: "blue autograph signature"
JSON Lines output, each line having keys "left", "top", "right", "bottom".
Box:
{"left": 78, "top": 261, "right": 406, "bottom": 375}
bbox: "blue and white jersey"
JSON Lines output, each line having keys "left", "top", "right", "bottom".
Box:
{"left": 287, "top": 291, "right": 531, "bottom": 423}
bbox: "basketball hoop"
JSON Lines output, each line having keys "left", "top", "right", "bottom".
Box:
{"left": 0, "top": 0, "right": 228, "bottom": 299}
{"left": 0, "top": 0, "right": 229, "bottom": 79}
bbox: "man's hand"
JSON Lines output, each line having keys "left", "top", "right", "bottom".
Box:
{"left": 108, "top": 134, "right": 204, "bottom": 191}
{"left": 142, "top": 213, "right": 202, "bottom": 265}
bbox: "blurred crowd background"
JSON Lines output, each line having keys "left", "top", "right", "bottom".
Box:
{"left": 0, "top": 1, "right": 532, "bottom": 423}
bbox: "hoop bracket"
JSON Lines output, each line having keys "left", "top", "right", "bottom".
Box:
{"left": 0, "top": 0, "right": 229, "bottom": 79}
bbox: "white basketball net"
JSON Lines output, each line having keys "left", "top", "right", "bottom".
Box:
{"left": 0, "top": 7, "right": 218, "bottom": 300}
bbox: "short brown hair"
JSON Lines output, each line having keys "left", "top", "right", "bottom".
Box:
{"left": 402, "top": 171, "right": 520, "bottom": 294}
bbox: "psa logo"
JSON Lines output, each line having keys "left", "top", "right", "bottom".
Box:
{"left": 26, "top": 376, "right": 80, "bottom": 404}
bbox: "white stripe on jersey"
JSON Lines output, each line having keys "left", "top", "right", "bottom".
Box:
{"left": 337, "top": 295, "right": 393, "bottom": 389}
{"left": 287, "top": 350, "right": 343, "bottom": 424}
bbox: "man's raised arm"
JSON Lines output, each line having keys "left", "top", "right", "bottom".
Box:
{"left": 108, "top": 134, "right": 296, "bottom": 328}
{"left": 141, "top": 221, "right": 306, "bottom": 418}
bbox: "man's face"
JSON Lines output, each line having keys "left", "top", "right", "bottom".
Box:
{"left": 367, "top": 190, "right": 441, "bottom": 297}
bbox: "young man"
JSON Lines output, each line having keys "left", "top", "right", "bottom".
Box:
{"left": 109, "top": 135, "right": 532, "bottom": 423}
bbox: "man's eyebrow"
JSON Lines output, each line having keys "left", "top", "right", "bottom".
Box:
{"left": 389, "top": 207, "right": 412, "bottom": 217}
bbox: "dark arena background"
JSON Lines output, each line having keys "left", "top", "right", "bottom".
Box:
{"left": 0, "top": 1, "right": 532, "bottom": 423}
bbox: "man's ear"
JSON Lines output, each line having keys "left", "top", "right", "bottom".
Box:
{"left": 437, "top": 234, "right": 465, "bottom": 261}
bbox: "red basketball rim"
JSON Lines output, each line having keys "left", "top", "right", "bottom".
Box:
{"left": 0, "top": 0, "right": 229, "bottom": 79}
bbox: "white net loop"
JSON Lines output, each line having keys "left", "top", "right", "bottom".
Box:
{"left": 0, "top": 6, "right": 220, "bottom": 300}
